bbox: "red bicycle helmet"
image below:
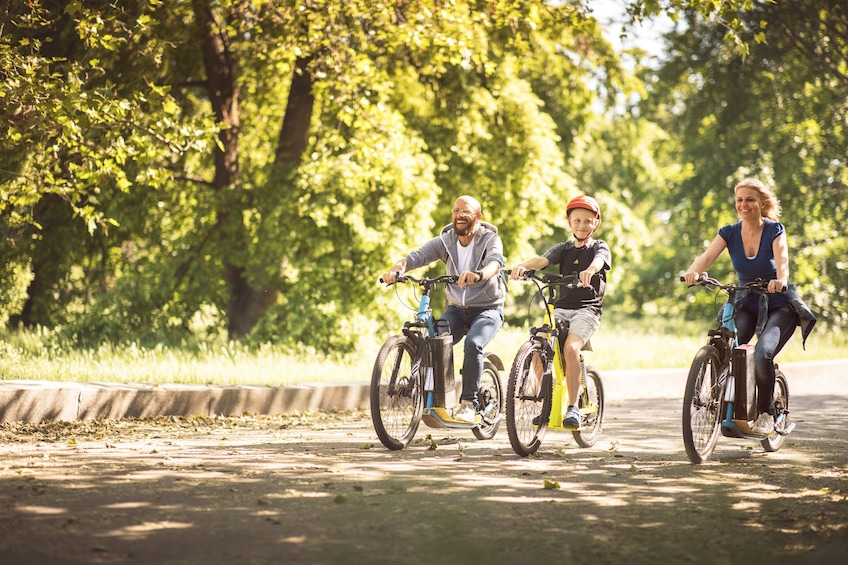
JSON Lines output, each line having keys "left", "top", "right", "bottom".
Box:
{"left": 566, "top": 195, "right": 601, "bottom": 220}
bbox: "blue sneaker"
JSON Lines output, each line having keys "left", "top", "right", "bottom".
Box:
{"left": 562, "top": 405, "right": 580, "bottom": 429}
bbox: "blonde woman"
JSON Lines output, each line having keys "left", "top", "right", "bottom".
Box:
{"left": 682, "top": 178, "right": 801, "bottom": 435}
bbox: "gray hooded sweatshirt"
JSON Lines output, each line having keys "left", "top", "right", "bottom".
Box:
{"left": 404, "top": 221, "right": 506, "bottom": 309}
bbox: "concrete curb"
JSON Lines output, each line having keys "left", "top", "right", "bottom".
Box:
{"left": 1, "top": 360, "right": 846, "bottom": 424}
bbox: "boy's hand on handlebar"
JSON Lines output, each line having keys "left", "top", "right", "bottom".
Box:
{"left": 578, "top": 269, "right": 594, "bottom": 288}
{"left": 509, "top": 265, "right": 530, "bottom": 280}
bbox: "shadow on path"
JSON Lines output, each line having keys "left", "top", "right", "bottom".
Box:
{"left": 0, "top": 397, "right": 845, "bottom": 564}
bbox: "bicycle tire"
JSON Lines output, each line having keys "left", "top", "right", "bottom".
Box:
{"left": 472, "top": 358, "right": 504, "bottom": 440}
{"left": 370, "top": 335, "right": 424, "bottom": 450}
{"left": 682, "top": 345, "right": 725, "bottom": 464}
{"left": 506, "top": 340, "right": 553, "bottom": 456}
{"left": 761, "top": 369, "right": 790, "bottom": 452}
{"left": 572, "top": 367, "right": 604, "bottom": 448}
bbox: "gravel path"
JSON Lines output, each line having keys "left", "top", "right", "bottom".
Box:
{"left": 1, "top": 397, "right": 846, "bottom": 565}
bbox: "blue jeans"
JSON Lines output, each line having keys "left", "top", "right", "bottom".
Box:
{"left": 439, "top": 306, "right": 504, "bottom": 405}
{"left": 735, "top": 304, "right": 797, "bottom": 415}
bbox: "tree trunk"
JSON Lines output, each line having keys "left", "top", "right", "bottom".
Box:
{"left": 194, "top": 2, "right": 315, "bottom": 339}
{"left": 8, "top": 195, "right": 79, "bottom": 329}
{"left": 224, "top": 57, "right": 316, "bottom": 338}
{"left": 276, "top": 56, "right": 315, "bottom": 165}
{"left": 193, "top": 0, "right": 270, "bottom": 338}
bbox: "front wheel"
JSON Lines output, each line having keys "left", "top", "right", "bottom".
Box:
{"left": 370, "top": 335, "right": 424, "bottom": 450}
{"left": 472, "top": 356, "right": 504, "bottom": 440}
{"left": 682, "top": 345, "right": 726, "bottom": 464}
{"left": 506, "top": 340, "right": 553, "bottom": 456}
{"left": 761, "top": 369, "right": 790, "bottom": 452}
{"left": 572, "top": 367, "right": 604, "bottom": 448}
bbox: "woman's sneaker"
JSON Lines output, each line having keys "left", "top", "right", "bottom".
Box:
{"left": 562, "top": 405, "right": 581, "bottom": 429}
{"left": 751, "top": 413, "right": 775, "bottom": 435}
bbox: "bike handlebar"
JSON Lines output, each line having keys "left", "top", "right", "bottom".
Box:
{"left": 680, "top": 273, "right": 775, "bottom": 294}
{"left": 505, "top": 269, "right": 582, "bottom": 288}
{"left": 379, "top": 273, "right": 459, "bottom": 286}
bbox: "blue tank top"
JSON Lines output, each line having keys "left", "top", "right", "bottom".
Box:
{"left": 719, "top": 220, "right": 788, "bottom": 309}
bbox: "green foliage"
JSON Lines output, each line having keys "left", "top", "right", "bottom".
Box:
{"left": 641, "top": 0, "right": 848, "bottom": 324}
{"left": 1, "top": 0, "right": 221, "bottom": 337}
{"left": 3, "top": 0, "right": 845, "bottom": 367}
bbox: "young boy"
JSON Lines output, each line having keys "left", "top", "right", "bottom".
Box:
{"left": 509, "top": 195, "right": 611, "bottom": 429}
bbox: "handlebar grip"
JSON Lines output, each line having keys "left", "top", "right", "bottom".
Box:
{"left": 379, "top": 271, "right": 406, "bottom": 285}
{"left": 681, "top": 272, "right": 708, "bottom": 284}
{"left": 504, "top": 268, "right": 535, "bottom": 279}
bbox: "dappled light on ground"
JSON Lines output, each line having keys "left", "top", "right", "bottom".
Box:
{"left": 1, "top": 398, "right": 846, "bottom": 564}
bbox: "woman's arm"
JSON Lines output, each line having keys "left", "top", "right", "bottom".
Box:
{"left": 770, "top": 232, "right": 789, "bottom": 292}
{"left": 682, "top": 235, "right": 727, "bottom": 284}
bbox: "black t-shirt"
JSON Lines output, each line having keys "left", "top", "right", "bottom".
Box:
{"left": 542, "top": 239, "right": 611, "bottom": 313}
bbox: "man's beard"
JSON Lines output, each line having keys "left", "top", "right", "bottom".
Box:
{"left": 453, "top": 219, "right": 476, "bottom": 236}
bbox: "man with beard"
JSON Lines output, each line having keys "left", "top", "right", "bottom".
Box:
{"left": 381, "top": 195, "right": 506, "bottom": 423}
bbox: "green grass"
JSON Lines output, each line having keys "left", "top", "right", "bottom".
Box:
{"left": 1, "top": 315, "right": 845, "bottom": 386}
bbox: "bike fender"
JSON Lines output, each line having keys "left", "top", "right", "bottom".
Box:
{"left": 483, "top": 351, "right": 505, "bottom": 372}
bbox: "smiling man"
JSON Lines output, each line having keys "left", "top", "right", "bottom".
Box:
{"left": 381, "top": 195, "right": 506, "bottom": 423}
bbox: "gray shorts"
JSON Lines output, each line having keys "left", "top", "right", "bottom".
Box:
{"left": 552, "top": 308, "right": 601, "bottom": 345}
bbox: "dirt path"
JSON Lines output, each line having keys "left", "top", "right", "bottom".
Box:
{"left": 1, "top": 397, "right": 846, "bottom": 565}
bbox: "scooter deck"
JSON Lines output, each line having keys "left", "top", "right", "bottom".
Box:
{"left": 548, "top": 423, "right": 580, "bottom": 431}
{"left": 422, "top": 407, "right": 480, "bottom": 429}
{"left": 723, "top": 417, "right": 795, "bottom": 439}
{"left": 547, "top": 404, "right": 600, "bottom": 431}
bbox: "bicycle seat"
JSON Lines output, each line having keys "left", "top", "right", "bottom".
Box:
{"left": 555, "top": 320, "right": 592, "bottom": 351}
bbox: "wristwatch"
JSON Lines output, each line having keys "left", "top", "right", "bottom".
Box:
{"left": 473, "top": 270, "right": 484, "bottom": 282}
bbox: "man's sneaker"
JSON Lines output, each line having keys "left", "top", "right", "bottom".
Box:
{"left": 453, "top": 400, "right": 476, "bottom": 424}
{"left": 562, "top": 405, "right": 581, "bottom": 429}
{"left": 751, "top": 412, "right": 775, "bottom": 435}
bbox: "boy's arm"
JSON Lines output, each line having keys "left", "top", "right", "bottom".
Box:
{"left": 579, "top": 255, "right": 606, "bottom": 288}
{"left": 579, "top": 241, "right": 611, "bottom": 288}
{"left": 509, "top": 256, "right": 549, "bottom": 280}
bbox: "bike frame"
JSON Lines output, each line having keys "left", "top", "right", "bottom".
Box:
{"left": 414, "top": 287, "right": 438, "bottom": 338}
{"left": 543, "top": 302, "right": 587, "bottom": 429}
{"left": 715, "top": 299, "right": 753, "bottom": 437}
{"left": 522, "top": 272, "right": 595, "bottom": 429}
{"left": 695, "top": 276, "right": 778, "bottom": 438}
{"left": 406, "top": 281, "right": 455, "bottom": 417}
{"left": 400, "top": 275, "right": 479, "bottom": 428}
{"left": 372, "top": 274, "right": 505, "bottom": 449}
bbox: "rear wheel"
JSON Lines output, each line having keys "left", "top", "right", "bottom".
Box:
{"left": 506, "top": 340, "right": 553, "bottom": 456}
{"left": 572, "top": 367, "right": 604, "bottom": 448}
{"left": 762, "top": 370, "right": 790, "bottom": 452}
{"left": 370, "top": 335, "right": 423, "bottom": 450}
{"left": 472, "top": 357, "right": 504, "bottom": 440}
{"left": 682, "top": 345, "right": 725, "bottom": 464}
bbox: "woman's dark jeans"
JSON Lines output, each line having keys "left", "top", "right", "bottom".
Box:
{"left": 735, "top": 304, "right": 797, "bottom": 416}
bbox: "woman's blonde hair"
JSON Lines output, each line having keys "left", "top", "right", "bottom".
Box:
{"left": 734, "top": 178, "right": 781, "bottom": 221}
